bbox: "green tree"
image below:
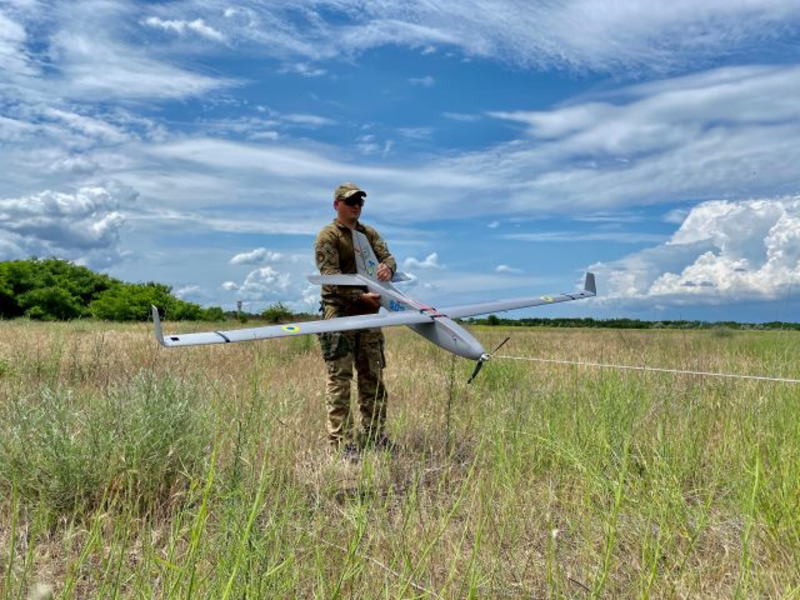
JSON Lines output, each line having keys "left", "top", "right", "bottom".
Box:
{"left": 261, "top": 302, "right": 293, "bottom": 323}
{"left": 19, "top": 287, "right": 83, "bottom": 320}
{"left": 0, "top": 257, "right": 226, "bottom": 322}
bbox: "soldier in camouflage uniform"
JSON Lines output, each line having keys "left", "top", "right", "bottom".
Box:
{"left": 315, "top": 183, "right": 397, "bottom": 457}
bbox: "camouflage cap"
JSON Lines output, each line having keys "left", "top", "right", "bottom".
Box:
{"left": 334, "top": 182, "right": 367, "bottom": 201}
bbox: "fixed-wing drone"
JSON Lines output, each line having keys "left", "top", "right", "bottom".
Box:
{"left": 152, "top": 229, "right": 596, "bottom": 382}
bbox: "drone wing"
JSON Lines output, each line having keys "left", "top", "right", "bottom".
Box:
{"left": 440, "top": 273, "right": 596, "bottom": 319}
{"left": 152, "top": 306, "right": 433, "bottom": 348}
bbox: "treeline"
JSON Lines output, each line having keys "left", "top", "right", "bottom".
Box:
{"left": 471, "top": 316, "right": 800, "bottom": 330}
{"left": 0, "top": 258, "right": 224, "bottom": 321}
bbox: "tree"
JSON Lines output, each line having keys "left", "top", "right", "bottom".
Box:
{"left": 0, "top": 257, "right": 225, "bottom": 322}
{"left": 19, "top": 287, "right": 83, "bottom": 321}
{"left": 261, "top": 302, "right": 293, "bottom": 323}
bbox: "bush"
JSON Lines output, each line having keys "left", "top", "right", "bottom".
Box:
{"left": 261, "top": 302, "right": 293, "bottom": 323}
{"left": 0, "top": 258, "right": 224, "bottom": 322}
{"left": 19, "top": 286, "right": 84, "bottom": 320}
{"left": 0, "top": 372, "right": 212, "bottom": 513}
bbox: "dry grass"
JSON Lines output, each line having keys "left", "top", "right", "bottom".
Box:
{"left": 0, "top": 319, "right": 799, "bottom": 598}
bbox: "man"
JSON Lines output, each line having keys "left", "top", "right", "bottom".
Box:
{"left": 315, "top": 183, "right": 397, "bottom": 459}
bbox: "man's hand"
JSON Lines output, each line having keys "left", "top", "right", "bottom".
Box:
{"left": 360, "top": 292, "right": 382, "bottom": 311}
{"left": 376, "top": 263, "right": 392, "bottom": 281}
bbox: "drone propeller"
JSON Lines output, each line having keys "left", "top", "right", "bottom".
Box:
{"left": 467, "top": 336, "right": 510, "bottom": 384}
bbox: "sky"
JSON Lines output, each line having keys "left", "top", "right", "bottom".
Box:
{"left": 1, "top": 0, "right": 800, "bottom": 322}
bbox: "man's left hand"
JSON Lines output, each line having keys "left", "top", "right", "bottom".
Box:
{"left": 376, "top": 263, "right": 392, "bottom": 281}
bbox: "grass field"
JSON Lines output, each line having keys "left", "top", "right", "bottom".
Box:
{"left": 0, "top": 319, "right": 799, "bottom": 598}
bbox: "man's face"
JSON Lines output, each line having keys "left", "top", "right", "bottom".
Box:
{"left": 334, "top": 193, "right": 364, "bottom": 221}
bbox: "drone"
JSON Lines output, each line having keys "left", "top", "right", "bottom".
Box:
{"left": 152, "top": 229, "right": 596, "bottom": 382}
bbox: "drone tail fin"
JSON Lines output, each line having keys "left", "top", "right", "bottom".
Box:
{"left": 352, "top": 230, "right": 382, "bottom": 282}
{"left": 151, "top": 305, "right": 166, "bottom": 347}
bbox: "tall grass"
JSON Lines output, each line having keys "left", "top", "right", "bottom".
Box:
{"left": 0, "top": 320, "right": 798, "bottom": 597}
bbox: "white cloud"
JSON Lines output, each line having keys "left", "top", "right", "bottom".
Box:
{"left": 282, "top": 113, "right": 336, "bottom": 127}
{"left": 222, "top": 281, "right": 239, "bottom": 291}
{"left": 0, "top": 9, "right": 37, "bottom": 76}
{"left": 356, "top": 134, "right": 393, "bottom": 156}
{"left": 461, "top": 64, "right": 800, "bottom": 215}
{"left": 254, "top": 106, "right": 336, "bottom": 129}
{"left": 495, "top": 264, "right": 522, "bottom": 274}
{"left": 134, "top": 1, "right": 800, "bottom": 73}
{"left": 235, "top": 266, "right": 292, "bottom": 302}
{"left": 663, "top": 208, "right": 690, "bottom": 224}
{"left": 590, "top": 197, "right": 800, "bottom": 306}
{"left": 443, "top": 112, "right": 481, "bottom": 122}
{"left": 0, "top": 183, "right": 136, "bottom": 265}
{"left": 279, "top": 62, "right": 327, "bottom": 77}
{"left": 403, "top": 252, "right": 441, "bottom": 270}
{"left": 230, "top": 248, "right": 284, "bottom": 265}
{"left": 398, "top": 127, "right": 432, "bottom": 140}
{"left": 409, "top": 75, "right": 435, "bottom": 87}
{"left": 143, "top": 17, "right": 225, "bottom": 42}
{"left": 51, "top": 32, "right": 232, "bottom": 101}
{"left": 41, "top": 107, "right": 131, "bottom": 144}
{"left": 174, "top": 284, "right": 202, "bottom": 298}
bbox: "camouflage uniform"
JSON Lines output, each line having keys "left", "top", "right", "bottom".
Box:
{"left": 315, "top": 219, "right": 397, "bottom": 448}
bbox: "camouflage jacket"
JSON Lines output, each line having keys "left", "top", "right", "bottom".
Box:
{"left": 315, "top": 219, "right": 397, "bottom": 314}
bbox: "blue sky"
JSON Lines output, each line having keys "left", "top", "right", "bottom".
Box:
{"left": 2, "top": 0, "right": 800, "bottom": 321}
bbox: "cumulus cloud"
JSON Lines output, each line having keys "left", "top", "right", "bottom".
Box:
{"left": 0, "top": 183, "right": 136, "bottom": 265}
{"left": 230, "top": 248, "right": 284, "bottom": 265}
{"left": 222, "top": 281, "right": 239, "bottom": 291}
{"left": 403, "top": 252, "right": 441, "bottom": 270}
{"left": 591, "top": 197, "right": 800, "bottom": 306}
{"left": 236, "top": 266, "right": 292, "bottom": 301}
{"left": 174, "top": 284, "right": 202, "bottom": 299}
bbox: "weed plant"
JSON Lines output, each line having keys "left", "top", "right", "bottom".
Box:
{"left": 0, "top": 320, "right": 798, "bottom": 598}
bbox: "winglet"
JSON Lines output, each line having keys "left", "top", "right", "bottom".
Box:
{"left": 584, "top": 272, "right": 596, "bottom": 296}
{"left": 391, "top": 271, "right": 413, "bottom": 283}
{"left": 151, "top": 305, "right": 166, "bottom": 347}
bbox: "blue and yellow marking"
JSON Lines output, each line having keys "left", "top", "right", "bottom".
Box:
{"left": 367, "top": 259, "right": 376, "bottom": 275}
{"left": 281, "top": 325, "right": 300, "bottom": 333}
{"left": 541, "top": 296, "right": 554, "bottom": 303}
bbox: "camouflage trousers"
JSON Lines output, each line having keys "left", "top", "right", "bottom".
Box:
{"left": 318, "top": 312, "right": 387, "bottom": 447}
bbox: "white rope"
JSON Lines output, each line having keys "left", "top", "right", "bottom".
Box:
{"left": 495, "top": 355, "right": 800, "bottom": 385}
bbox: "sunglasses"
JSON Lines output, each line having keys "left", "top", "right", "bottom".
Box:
{"left": 340, "top": 194, "right": 365, "bottom": 207}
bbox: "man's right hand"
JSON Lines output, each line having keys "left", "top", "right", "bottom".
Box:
{"left": 360, "top": 292, "right": 382, "bottom": 311}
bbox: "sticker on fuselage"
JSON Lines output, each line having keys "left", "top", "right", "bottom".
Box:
{"left": 282, "top": 325, "right": 300, "bottom": 332}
